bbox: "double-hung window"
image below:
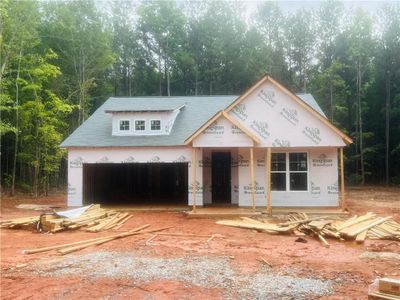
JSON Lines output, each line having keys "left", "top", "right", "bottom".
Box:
{"left": 271, "top": 153, "right": 286, "bottom": 191}
{"left": 271, "top": 152, "right": 308, "bottom": 191}
{"left": 150, "top": 120, "right": 161, "bottom": 131}
{"left": 289, "top": 153, "right": 308, "bottom": 191}
{"left": 119, "top": 120, "right": 130, "bottom": 131}
{"left": 135, "top": 120, "right": 146, "bottom": 131}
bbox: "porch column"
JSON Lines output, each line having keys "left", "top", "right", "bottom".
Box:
{"left": 340, "top": 147, "right": 345, "bottom": 209}
{"left": 266, "top": 147, "right": 272, "bottom": 214}
{"left": 192, "top": 147, "right": 197, "bottom": 212}
{"left": 250, "top": 147, "right": 255, "bottom": 210}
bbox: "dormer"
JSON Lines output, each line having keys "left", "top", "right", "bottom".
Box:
{"left": 106, "top": 103, "right": 185, "bottom": 136}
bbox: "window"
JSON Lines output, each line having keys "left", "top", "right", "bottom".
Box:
{"left": 119, "top": 120, "right": 130, "bottom": 131}
{"left": 150, "top": 120, "right": 161, "bottom": 131}
{"left": 289, "top": 153, "right": 308, "bottom": 191}
{"left": 135, "top": 120, "right": 145, "bottom": 131}
{"left": 271, "top": 153, "right": 286, "bottom": 191}
{"left": 271, "top": 152, "right": 308, "bottom": 191}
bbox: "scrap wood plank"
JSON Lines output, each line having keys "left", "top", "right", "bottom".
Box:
{"left": 113, "top": 215, "right": 133, "bottom": 230}
{"left": 100, "top": 214, "right": 125, "bottom": 230}
{"left": 386, "top": 221, "right": 400, "bottom": 229}
{"left": 58, "top": 226, "right": 173, "bottom": 255}
{"left": 216, "top": 220, "right": 296, "bottom": 233}
{"left": 259, "top": 257, "right": 272, "bottom": 267}
{"left": 330, "top": 215, "right": 357, "bottom": 230}
{"left": 344, "top": 216, "right": 393, "bottom": 238}
{"left": 1, "top": 216, "right": 39, "bottom": 226}
{"left": 336, "top": 213, "right": 376, "bottom": 231}
{"left": 355, "top": 230, "right": 368, "bottom": 243}
{"left": 309, "top": 228, "right": 330, "bottom": 248}
{"left": 321, "top": 228, "right": 341, "bottom": 239}
{"left": 277, "top": 216, "right": 325, "bottom": 227}
{"left": 318, "top": 234, "right": 330, "bottom": 248}
{"left": 368, "top": 291, "right": 400, "bottom": 300}
{"left": 376, "top": 223, "right": 400, "bottom": 235}
{"left": 308, "top": 220, "right": 332, "bottom": 230}
{"left": 339, "top": 217, "right": 381, "bottom": 235}
{"left": 85, "top": 213, "right": 123, "bottom": 232}
{"left": 106, "top": 213, "right": 131, "bottom": 230}
{"left": 240, "top": 217, "right": 266, "bottom": 225}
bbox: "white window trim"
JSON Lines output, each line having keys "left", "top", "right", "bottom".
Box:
{"left": 271, "top": 151, "right": 309, "bottom": 193}
{"left": 150, "top": 119, "right": 162, "bottom": 131}
{"left": 118, "top": 119, "right": 131, "bottom": 132}
{"left": 134, "top": 119, "right": 146, "bottom": 132}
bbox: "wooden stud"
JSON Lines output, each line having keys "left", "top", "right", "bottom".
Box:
{"left": 340, "top": 148, "right": 345, "bottom": 209}
{"left": 250, "top": 147, "right": 255, "bottom": 210}
{"left": 192, "top": 147, "right": 197, "bottom": 212}
{"left": 266, "top": 147, "right": 272, "bottom": 214}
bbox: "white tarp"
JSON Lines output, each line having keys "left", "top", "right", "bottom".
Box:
{"left": 55, "top": 204, "right": 93, "bottom": 218}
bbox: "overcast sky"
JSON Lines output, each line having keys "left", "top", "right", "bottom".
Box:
{"left": 241, "top": 0, "right": 397, "bottom": 14}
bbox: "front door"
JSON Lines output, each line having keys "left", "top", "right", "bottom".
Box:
{"left": 212, "top": 152, "right": 231, "bottom": 203}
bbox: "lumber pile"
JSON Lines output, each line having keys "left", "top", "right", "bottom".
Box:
{"left": 216, "top": 212, "right": 400, "bottom": 247}
{"left": 0, "top": 216, "right": 40, "bottom": 230}
{"left": 0, "top": 205, "right": 132, "bottom": 233}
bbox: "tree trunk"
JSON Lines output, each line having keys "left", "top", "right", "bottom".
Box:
{"left": 329, "top": 79, "right": 334, "bottom": 122}
{"left": 34, "top": 142, "right": 40, "bottom": 198}
{"left": 166, "top": 38, "right": 170, "bottom": 97}
{"left": 128, "top": 65, "right": 132, "bottom": 97}
{"left": 385, "top": 70, "right": 391, "bottom": 186}
{"left": 11, "top": 49, "right": 23, "bottom": 196}
{"left": 195, "top": 68, "right": 198, "bottom": 96}
{"left": 357, "top": 60, "right": 365, "bottom": 185}
{"left": 158, "top": 49, "right": 162, "bottom": 96}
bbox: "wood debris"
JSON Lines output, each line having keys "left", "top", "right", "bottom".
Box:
{"left": 0, "top": 204, "right": 132, "bottom": 233}
{"left": 216, "top": 212, "right": 400, "bottom": 247}
{"left": 23, "top": 225, "right": 172, "bottom": 255}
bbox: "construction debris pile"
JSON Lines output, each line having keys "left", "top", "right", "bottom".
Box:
{"left": 0, "top": 205, "right": 132, "bottom": 233}
{"left": 217, "top": 212, "right": 400, "bottom": 247}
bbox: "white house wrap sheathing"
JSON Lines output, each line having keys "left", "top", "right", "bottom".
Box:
{"left": 227, "top": 81, "right": 345, "bottom": 147}
{"left": 67, "top": 146, "right": 338, "bottom": 207}
{"left": 67, "top": 147, "right": 204, "bottom": 207}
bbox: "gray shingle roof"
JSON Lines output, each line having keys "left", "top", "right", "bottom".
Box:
{"left": 61, "top": 94, "right": 326, "bottom": 148}
{"left": 60, "top": 96, "right": 237, "bottom": 147}
{"left": 104, "top": 98, "right": 185, "bottom": 112}
{"left": 296, "top": 93, "right": 327, "bottom": 118}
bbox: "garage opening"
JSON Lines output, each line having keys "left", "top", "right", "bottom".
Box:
{"left": 83, "top": 163, "right": 188, "bottom": 205}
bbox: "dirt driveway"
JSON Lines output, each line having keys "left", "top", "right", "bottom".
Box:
{"left": 1, "top": 186, "right": 399, "bottom": 299}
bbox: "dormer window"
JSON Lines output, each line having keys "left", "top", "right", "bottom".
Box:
{"left": 151, "top": 120, "right": 161, "bottom": 131}
{"left": 119, "top": 120, "right": 130, "bottom": 131}
{"left": 135, "top": 120, "right": 146, "bottom": 131}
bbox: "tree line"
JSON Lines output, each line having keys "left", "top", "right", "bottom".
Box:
{"left": 1, "top": 0, "right": 399, "bottom": 196}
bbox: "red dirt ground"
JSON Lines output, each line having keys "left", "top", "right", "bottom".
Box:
{"left": 1, "top": 186, "right": 399, "bottom": 300}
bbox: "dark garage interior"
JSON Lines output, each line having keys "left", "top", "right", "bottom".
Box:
{"left": 83, "top": 163, "right": 188, "bottom": 205}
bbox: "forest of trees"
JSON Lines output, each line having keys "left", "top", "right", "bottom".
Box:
{"left": 1, "top": 0, "right": 400, "bottom": 196}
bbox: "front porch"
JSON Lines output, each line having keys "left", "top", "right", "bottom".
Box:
{"left": 102, "top": 203, "right": 347, "bottom": 218}
{"left": 190, "top": 146, "right": 347, "bottom": 212}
